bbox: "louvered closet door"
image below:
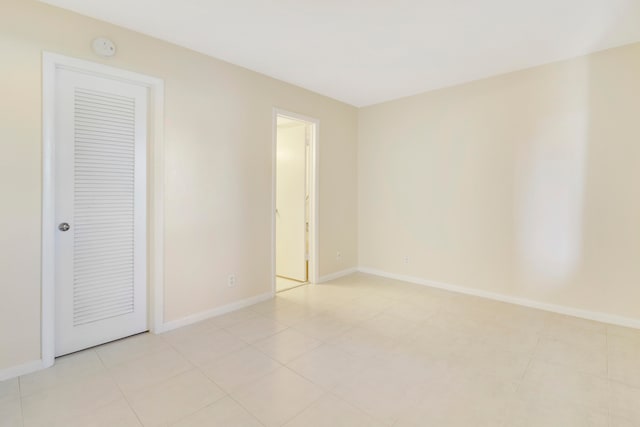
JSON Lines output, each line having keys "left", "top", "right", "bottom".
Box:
{"left": 54, "top": 68, "right": 148, "bottom": 357}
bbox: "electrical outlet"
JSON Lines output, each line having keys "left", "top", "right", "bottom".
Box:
{"left": 336, "top": 251, "right": 342, "bottom": 262}
{"left": 228, "top": 274, "right": 236, "bottom": 287}
{"left": 403, "top": 256, "right": 409, "bottom": 264}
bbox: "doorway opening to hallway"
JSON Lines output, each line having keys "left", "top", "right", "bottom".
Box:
{"left": 273, "top": 111, "right": 318, "bottom": 293}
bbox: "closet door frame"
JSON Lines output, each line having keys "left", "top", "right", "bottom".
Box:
{"left": 42, "top": 52, "right": 165, "bottom": 368}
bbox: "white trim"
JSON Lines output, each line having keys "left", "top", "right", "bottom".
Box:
{"left": 272, "top": 109, "right": 320, "bottom": 292}
{"left": 317, "top": 267, "right": 359, "bottom": 283}
{"left": 0, "top": 360, "right": 46, "bottom": 382}
{"left": 157, "top": 292, "right": 274, "bottom": 333}
{"left": 41, "top": 54, "right": 56, "bottom": 369}
{"left": 41, "top": 52, "right": 165, "bottom": 370}
{"left": 149, "top": 73, "right": 165, "bottom": 335}
{"left": 358, "top": 267, "right": 640, "bottom": 329}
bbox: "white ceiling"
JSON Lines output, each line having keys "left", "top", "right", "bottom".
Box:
{"left": 41, "top": 0, "right": 640, "bottom": 106}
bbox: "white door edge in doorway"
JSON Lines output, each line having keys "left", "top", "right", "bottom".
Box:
{"left": 41, "top": 52, "right": 165, "bottom": 369}
{"left": 271, "top": 108, "right": 320, "bottom": 294}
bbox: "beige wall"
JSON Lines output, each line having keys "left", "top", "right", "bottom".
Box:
{"left": 0, "top": 0, "right": 358, "bottom": 372}
{"left": 359, "top": 43, "right": 640, "bottom": 321}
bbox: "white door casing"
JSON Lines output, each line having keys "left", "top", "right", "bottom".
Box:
{"left": 276, "top": 123, "right": 308, "bottom": 282}
{"left": 54, "top": 68, "right": 148, "bottom": 356}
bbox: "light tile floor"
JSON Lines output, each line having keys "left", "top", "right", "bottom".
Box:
{"left": 276, "top": 277, "right": 306, "bottom": 293}
{"left": 2, "top": 273, "right": 640, "bottom": 426}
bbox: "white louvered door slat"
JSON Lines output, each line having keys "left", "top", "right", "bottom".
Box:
{"left": 55, "top": 69, "right": 147, "bottom": 357}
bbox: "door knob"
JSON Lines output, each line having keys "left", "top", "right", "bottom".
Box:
{"left": 58, "top": 222, "right": 70, "bottom": 232}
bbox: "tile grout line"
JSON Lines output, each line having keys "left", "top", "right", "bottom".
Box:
{"left": 96, "top": 342, "right": 221, "bottom": 426}
{"left": 223, "top": 393, "right": 268, "bottom": 427}
{"left": 272, "top": 367, "right": 328, "bottom": 427}
{"left": 121, "top": 361, "right": 224, "bottom": 426}
{"left": 164, "top": 391, "right": 228, "bottom": 426}
{"left": 518, "top": 334, "right": 541, "bottom": 385}
{"left": 18, "top": 376, "right": 25, "bottom": 427}
{"left": 158, "top": 329, "right": 243, "bottom": 426}
{"left": 173, "top": 311, "right": 288, "bottom": 425}
{"left": 605, "top": 331, "right": 612, "bottom": 425}
{"left": 94, "top": 348, "right": 146, "bottom": 427}
{"left": 250, "top": 329, "right": 325, "bottom": 365}
{"left": 198, "top": 350, "right": 282, "bottom": 400}
{"left": 21, "top": 350, "right": 127, "bottom": 426}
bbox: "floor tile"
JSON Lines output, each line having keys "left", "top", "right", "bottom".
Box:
{"left": 275, "top": 287, "right": 311, "bottom": 304}
{"left": 541, "top": 314, "right": 608, "bottom": 346}
{"left": 170, "top": 328, "right": 248, "bottom": 367}
{"left": 171, "top": 396, "right": 262, "bottom": 427}
{"left": 207, "top": 308, "right": 261, "bottom": 329}
{"left": 332, "top": 361, "right": 429, "bottom": 425}
{"left": 491, "top": 307, "right": 547, "bottom": 335}
{"left": 292, "top": 313, "right": 352, "bottom": 341}
{"left": 482, "top": 323, "right": 540, "bottom": 355}
{"left": 11, "top": 274, "right": 639, "bottom": 427}
{"left": 383, "top": 299, "right": 439, "bottom": 322}
{"left": 609, "top": 334, "right": 640, "bottom": 388}
{"left": 21, "top": 373, "right": 122, "bottom": 427}
{"left": 62, "top": 398, "right": 141, "bottom": 427}
{"left": 287, "top": 343, "right": 367, "bottom": 390}
{"left": 276, "top": 277, "right": 306, "bottom": 293}
{"left": 610, "top": 381, "right": 640, "bottom": 425}
{"left": 224, "top": 316, "right": 288, "bottom": 343}
{"left": 520, "top": 360, "right": 610, "bottom": 412}
{"left": 403, "top": 321, "right": 482, "bottom": 359}
{"left": 254, "top": 328, "right": 322, "bottom": 364}
{"left": 608, "top": 325, "right": 640, "bottom": 339}
{"left": 109, "top": 347, "right": 192, "bottom": 395}
{"left": 231, "top": 367, "right": 324, "bottom": 427}
{"left": 439, "top": 295, "right": 501, "bottom": 325}
{"left": 127, "top": 369, "right": 225, "bottom": 427}
{"left": 20, "top": 350, "right": 105, "bottom": 397}
{"left": 610, "top": 414, "right": 640, "bottom": 427}
{"left": 395, "top": 373, "right": 517, "bottom": 427}
{"left": 534, "top": 335, "right": 607, "bottom": 376}
{"left": 284, "top": 393, "right": 384, "bottom": 427}
{"left": 400, "top": 291, "right": 448, "bottom": 311}
{"left": 261, "top": 303, "right": 322, "bottom": 326}
{"left": 328, "top": 326, "right": 397, "bottom": 362}
{"left": 200, "top": 346, "right": 281, "bottom": 392}
{"left": 96, "top": 333, "right": 170, "bottom": 368}
{"left": 388, "top": 344, "right": 461, "bottom": 386}
{"left": 0, "top": 378, "right": 19, "bottom": 403}
{"left": 359, "top": 313, "right": 423, "bottom": 340}
{"left": 249, "top": 296, "right": 296, "bottom": 315}
{"left": 0, "top": 397, "right": 22, "bottom": 427}
{"left": 349, "top": 294, "right": 394, "bottom": 311}
{"left": 326, "top": 301, "right": 384, "bottom": 323}
{"left": 502, "top": 393, "right": 609, "bottom": 427}
{"left": 445, "top": 341, "right": 532, "bottom": 382}
{"left": 159, "top": 321, "right": 219, "bottom": 347}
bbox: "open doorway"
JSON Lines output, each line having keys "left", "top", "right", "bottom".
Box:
{"left": 273, "top": 110, "right": 318, "bottom": 293}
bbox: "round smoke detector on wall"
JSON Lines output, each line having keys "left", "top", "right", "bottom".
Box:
{"left": 92, "top": 37, "right": 116, "bottom": 57}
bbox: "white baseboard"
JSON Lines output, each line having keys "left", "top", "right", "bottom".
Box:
{"left": 5, "top": 267, "right": 635, "bottom": 381}
{"left": 359, "top": 267, "right": 640, "bottom": 330}
{"left": 0, "top": 359, "right": 45, "bottom": 382}
{"left": 0, "top": 292, "right": 274, "bottom": 380}
{"left": 157, "top": 291, "right": 274, "bottom": 333}
{"left": 317, "top": 267, "right": 359, "bottom": 283}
